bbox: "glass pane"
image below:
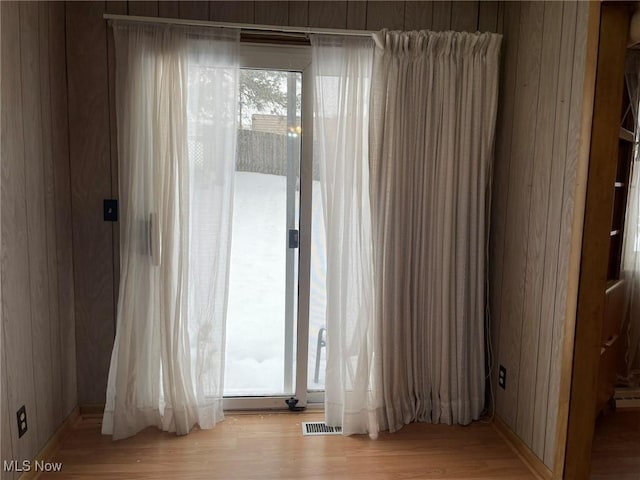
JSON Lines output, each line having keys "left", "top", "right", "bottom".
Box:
{"left": 308, "top": 138, "right": 327, "bottom": 392}
{"left": 224, "top": 69, "right": 301, "bottom": 396}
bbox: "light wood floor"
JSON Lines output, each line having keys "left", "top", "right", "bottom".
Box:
{"left": 37, "top": 413, "right": 537, "bottom": 479}
{"left": 591, "top": 410, "right": 640, "bottom": 479}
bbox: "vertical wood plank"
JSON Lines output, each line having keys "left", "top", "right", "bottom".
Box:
{"left": 404, "top": 1, "right": 433, "bottom": 31}
{"left": 179, "top": 0, "right": 209, "bottom": 20}
{"left": 106, "top": 1, "right": 127, "bottom": 325}
{"left": 530, "top": 0, "right": 577, "bottom": 462}
{"left": 210, "top": 1, "right": 255, "bottom": 22}
{"left": 478, "top": 0, "right": 499, "bottom": 32}
{"left": 209, "top": 1, "right": 254, "bottom": 22}
{"left": 309, "top": 1, "right": 346, "bottom": 28}
{"left": 346, "top": 1, "right": 367, "bottom": 30}
{"left": 158, "top": 1, "right": 179, "bottom": 17}
{"left": 515, "top": 0, "right": 564, "bottom": 447}
{"left": 545, "top": 0, "right": 590, "bottom": 469}
{"left": 0, "top": 4, "right": 5, "bottom": 472}
{"left": 20, "top": 0, "right": 53, "bottom": 448}
{"left": 38, "top": 0, "right": 63, "bottom": 428}
{"left": 432, "top": 1, "right": 452, "bottom": 31}
{"left": 1, "top": 0, "right": 39, "bottom": 464}
{"left": 2, "top": 353, "right": 16, "bottom": 480}
{"left": 496, "top": 0, "right": 504, "bottom": 34}
{"left": 450, "top": 1, "right": 478, "bottom": 32}
{"left": 49, "top": 0, "right": 78, "bottom": 417}
{"left": 0, "top": 3, "right": 5, "bottom": 467}
{"left": 66, "top": 1, "right": 115, "bottom": 405}
{"left": 254, "top": 1, "right": 288, "bottom": 25}
{"left": 288, "top": 1, "right": 308, "bottom": 26}
{"left": 366, "top": 1, "right": 404, "bottom": 30}
{"left": 495, "top": 0, "right": 544, "bottom": 430}
{"left": 489, "top": 0, "right": 520, "bottom": 421}
{"left": 128, "top": 1, "right": 159, "bottom": 16}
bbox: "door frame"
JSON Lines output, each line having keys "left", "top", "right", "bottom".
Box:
{"left": 556, "top": 3, "right": 633, "bottom": 478}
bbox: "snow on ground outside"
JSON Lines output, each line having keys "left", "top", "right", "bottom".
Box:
{"left": 224, "top": 171, "right": 326, "bottom": 395}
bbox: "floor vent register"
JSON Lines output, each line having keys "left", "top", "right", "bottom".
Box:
{"left": 301, "top": 422, "right": 343, "bottom": 436}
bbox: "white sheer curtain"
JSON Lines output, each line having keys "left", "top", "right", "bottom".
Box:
{"left": 103, "top": 22, "right": 239, "bottom": 440}
{"left": 369, "top": 31, "right": 501, "bottom": 430}
{"left": 311, "top": 35, "right": 385, "bottom": 437}
{"left": 624, "top": 53, "right": 640, "bottom": 377}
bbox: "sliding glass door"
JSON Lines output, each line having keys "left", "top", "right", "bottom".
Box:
{"left": 223, "top": 45, "right": 321, "bottom": 409}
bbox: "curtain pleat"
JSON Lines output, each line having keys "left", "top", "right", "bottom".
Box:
{"left": 103, "top": 22, "right": 239, "bottom": 440}
{"left": 369, "top": 30, "right": 502, "bottom": 431}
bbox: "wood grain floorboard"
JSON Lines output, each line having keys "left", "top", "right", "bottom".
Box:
{"left": 590, "top": 411, "right": 640, "bottom": 479}
{"left": 36, "top": 414, "right": 537, "bottom": 479}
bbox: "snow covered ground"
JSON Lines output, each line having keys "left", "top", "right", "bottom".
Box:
{"left": 223, "top": 171, "right": 326, "bottom": 395}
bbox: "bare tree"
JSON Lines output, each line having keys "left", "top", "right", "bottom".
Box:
{"left": 239, "top": 70, "right": 288, "bottom": 129}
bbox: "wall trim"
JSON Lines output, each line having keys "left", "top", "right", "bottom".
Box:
{"left": 18, "top": 407, "right": 79, "bottom": 480}
{"left": 491, "top": 415, "right": 552, "bottom": 480}
{"left": 79, "top": 403, "right": 105, "bottom": 417}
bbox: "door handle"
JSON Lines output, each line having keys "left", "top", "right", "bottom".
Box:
{"left": 288, "top": 229, "right": 299, "bottom": 249}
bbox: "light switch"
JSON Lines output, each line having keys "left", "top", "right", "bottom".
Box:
{"left": 104, "top": 199, "right": 118, "bottom": 222}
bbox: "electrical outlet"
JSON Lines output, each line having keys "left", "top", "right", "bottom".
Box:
{"left": 498, "top": 365, "right": 507, "bottom": 390}
{"left": 16, "top": 406, "right": 27, "bottom": 438}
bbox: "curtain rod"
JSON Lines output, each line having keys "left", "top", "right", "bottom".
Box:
{"left": 103, "top": 14, "right": 375, "bottom": 38}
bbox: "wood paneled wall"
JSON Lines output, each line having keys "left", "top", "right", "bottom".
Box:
{"left": 65, "top": 0, "right": 503, "bottom": 405}
{"left": 1, "top": 2, "right": 77, "bottom": 477}
{"left": 489, "top": 0, "right": 590, "bottom": 469}
{"left": 66, "top": 0, "right": 116, "bottom": 409}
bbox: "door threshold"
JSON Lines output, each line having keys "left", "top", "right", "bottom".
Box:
{"left": 224, "top": 401, "right": 324, "bottom": 415}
